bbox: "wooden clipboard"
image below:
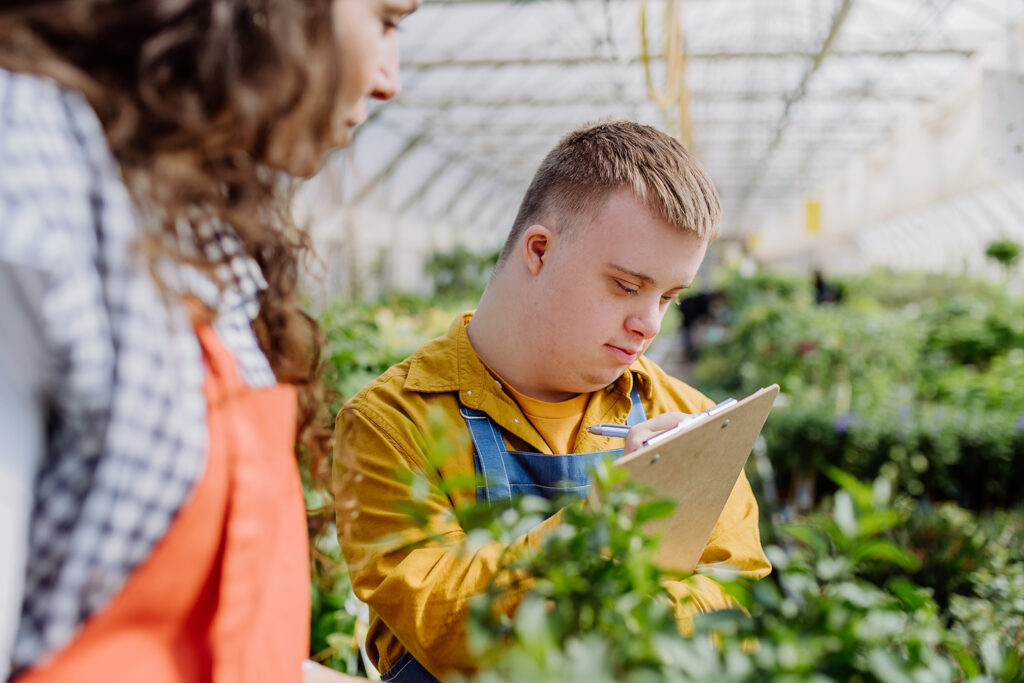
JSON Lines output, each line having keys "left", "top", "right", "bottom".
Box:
{"left": 614, "top": 384, "right": 779, "bottom": 572}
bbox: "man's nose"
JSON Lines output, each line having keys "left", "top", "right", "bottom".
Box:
{"left": 625, "top": 300, "right": 662, "bottom": 340}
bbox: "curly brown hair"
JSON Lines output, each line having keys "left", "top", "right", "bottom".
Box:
{"left": 0, "top": 0, "right": 342, "bottom": 521}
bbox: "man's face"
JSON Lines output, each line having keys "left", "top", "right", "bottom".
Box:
{"left": 526, "top": 188, "right": 708, "bottom": 401}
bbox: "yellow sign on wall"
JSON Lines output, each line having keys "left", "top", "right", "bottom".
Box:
{"left": 805, "top": 200, "right": 821, "bottom": 233}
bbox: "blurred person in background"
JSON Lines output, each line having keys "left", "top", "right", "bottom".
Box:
{"left": 0, "top": 0, "right": 416, "bottom": 680}
{"left": 813, "top": 269, "right": 843, "bottom": 305}
{"left": 677, "top": 289, "right": 723, "bottom": 361}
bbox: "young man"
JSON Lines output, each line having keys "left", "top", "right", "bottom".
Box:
{"left": 334, "top": 120, "right": 771, "bottom": 682}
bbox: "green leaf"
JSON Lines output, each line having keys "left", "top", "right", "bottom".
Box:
{"left": 886, "top": 578, "right": 930, "bottom": 611}
{"left": 833, "top": 490, "right": 857, "bottom": 539}
{"left": 849, "top": 538, "right": 920, "bottom": 570}
{"left": 780, "top": 524, "right": 830, "bottom": 556}
{"left": 866, "top": 650, "right": 913, "bottom": 683}
{"left": 632, "top": 499, "right": 677, "bottom": 527}
{"left": 855, "top": 509, "right": 902, "bottom": 537}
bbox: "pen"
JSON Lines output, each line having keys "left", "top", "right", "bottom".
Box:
{"left": 586, "top": 397, "right": 739, "bottom": 446}
{"left": 586, "top": 423, "right": 631, "bottom": 438}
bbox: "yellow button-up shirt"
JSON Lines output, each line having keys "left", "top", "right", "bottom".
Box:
{"left": 334, "top": 313, "right": 770, "bottom": 680}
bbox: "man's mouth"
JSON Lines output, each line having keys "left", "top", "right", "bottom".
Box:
{"left": 605, "top": 344, "right": 641, "bottom": 364}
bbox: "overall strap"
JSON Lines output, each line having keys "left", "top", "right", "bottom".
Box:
{"left": 459, "top": 404, "right": 511, "bottom": 504}
{"left": 459, "top": 376, "right": 648, "bottom": 504}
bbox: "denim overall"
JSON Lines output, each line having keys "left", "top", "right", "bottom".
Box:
{"left": 380, "top": 385, "right": 647, "bottom": 683}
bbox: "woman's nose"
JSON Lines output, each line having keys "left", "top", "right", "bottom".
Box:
{"left": 371, "top": 37, "right": 401, "bottom": 101}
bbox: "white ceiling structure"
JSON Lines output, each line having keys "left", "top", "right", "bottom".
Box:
{"left": 299, "top": 0, "right": 1024, "bottom": 293}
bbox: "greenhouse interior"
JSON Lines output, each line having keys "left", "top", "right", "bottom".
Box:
{"left": 2, "top": 0, "right": 1024, "bottom": 681}
{"left": 294, "top": 1, "right": 1024, "bottom": 679}
{"left": 301, "top": 2, "right": 1024, "bottom": 679}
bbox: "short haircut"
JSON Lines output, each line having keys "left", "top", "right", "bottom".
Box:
{"left": 497, "top": 120, "right": 721, "bottom": 265}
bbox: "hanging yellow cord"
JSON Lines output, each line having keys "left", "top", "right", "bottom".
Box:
{"left": 638, "top": 0, "right": 695, "bottom": 148}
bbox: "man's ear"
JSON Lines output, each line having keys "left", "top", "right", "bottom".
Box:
{"left": 521, "top": 224, "right": 553, "bottom": 275}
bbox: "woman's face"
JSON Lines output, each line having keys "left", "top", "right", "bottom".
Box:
{"left": 330, "top": 0, "right": 419, "bottom": 146}
{"left": 267, "top": 0, "right": 417, "bottom": 176}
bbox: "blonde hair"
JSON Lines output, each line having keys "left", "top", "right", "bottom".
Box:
{"left": 498, "top": 120, "right": 721, "bottom": 264}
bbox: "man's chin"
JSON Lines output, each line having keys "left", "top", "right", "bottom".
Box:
{"left": 579, "top": 368, "right": 629, "bottom": 392}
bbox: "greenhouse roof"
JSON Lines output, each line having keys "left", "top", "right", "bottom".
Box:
{"left": 306, "top": 0, "right": 1024, "bottom": 246}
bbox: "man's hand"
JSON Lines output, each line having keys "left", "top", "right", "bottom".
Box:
{"left": 623, "top": 412, "right": 692, "bottom": 455}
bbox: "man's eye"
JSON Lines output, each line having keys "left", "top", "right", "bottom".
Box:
{"left": 661, "top": 295, "right": 676, "bottom": 304}
{"left": 615, "top": 280, "right": 639, "bottom": 295}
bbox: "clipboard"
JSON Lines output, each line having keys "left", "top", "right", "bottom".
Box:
{"left": 613, "top": 384, "right": 779, "bottom": 572}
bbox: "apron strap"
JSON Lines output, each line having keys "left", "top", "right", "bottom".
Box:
{"left": 458, "top": 404, "right": 511, "bottom": 504}
{"left": 458, "top": 376, "right": 648, "bottom": 505}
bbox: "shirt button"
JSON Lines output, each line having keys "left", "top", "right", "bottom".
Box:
{"left": 513, "top": 418, "right": 520, "bottom": 423}
{"left": 466, "top": 390, "right": 472, "bottom": 395}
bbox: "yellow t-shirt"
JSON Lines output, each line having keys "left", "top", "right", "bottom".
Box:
{"left": 500, "top": 381, "right": 588, "bottom": 455}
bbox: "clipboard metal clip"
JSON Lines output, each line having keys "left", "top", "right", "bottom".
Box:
{"left": 641, "top": 397, "right": 738, "bottom": 448}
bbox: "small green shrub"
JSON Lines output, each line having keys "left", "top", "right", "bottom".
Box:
{"left": 986, "top": 239, "right": 1022, "bottom": 275}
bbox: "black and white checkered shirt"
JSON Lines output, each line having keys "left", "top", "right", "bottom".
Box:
{"left": 0, "top": 69, "right": 278, "bottom": 673}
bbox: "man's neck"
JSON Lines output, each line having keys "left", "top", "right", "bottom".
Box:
{"left": 467, "top": 283, "right": 578, "bottom": 403}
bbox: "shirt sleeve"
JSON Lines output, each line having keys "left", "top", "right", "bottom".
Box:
{"left": 335, "top": 402, "right": 563, "bottom": 680}
{"left": 0, "top": 258, "right": 50, "bottom": 679}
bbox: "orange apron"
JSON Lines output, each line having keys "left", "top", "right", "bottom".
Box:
{"left": 18, "top": 321, "right": 310, "bottom": 683}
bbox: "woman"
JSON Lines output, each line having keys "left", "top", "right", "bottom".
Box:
{"left": 0, "top": 0, "right": 417, "bottom": 680}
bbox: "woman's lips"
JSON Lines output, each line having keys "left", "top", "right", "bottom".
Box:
{"left": 605, "top": 344, "right": 640, "bottom": 364}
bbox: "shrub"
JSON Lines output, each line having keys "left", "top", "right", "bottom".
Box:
{"left": 424, "top": 244, "right": 499, "bottom": 300}
{"left": 695, "top": 269, "right": 1024, "bottom": 508}
{"left": 985, "top": 239, "right": 1022, "bottom": 276}
{"left": 456, "top": 467, "right": 1023, "bottom": 681}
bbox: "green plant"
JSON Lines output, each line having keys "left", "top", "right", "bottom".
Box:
{"left": 694, "top": 268, "right": 1024, "bottom": 509}
{"left": 319, "top": 295, "right": 469, "bottom": 399}
{"left": 949, "top": 557, "right": 1024, "bottom": 670}
{"left": 305, "top": 469, "right": 366, "bottom": 675}
{"left": 465, "top": 460, "right": 683, "bottom": 682}
{"left": 698, "top": 470, "right": 965, "bottom": 682}
{"left": 986, "top": 239, "right": 1022, "bottom": 277}
{"left": 424, "top": 244, "right": 500, "bottom": 300}
{"left": 452, "top": 465, "right": 1019, "bottom": 681}
{"left": 310, "top": 548, "right": 365, "bottom": 675}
